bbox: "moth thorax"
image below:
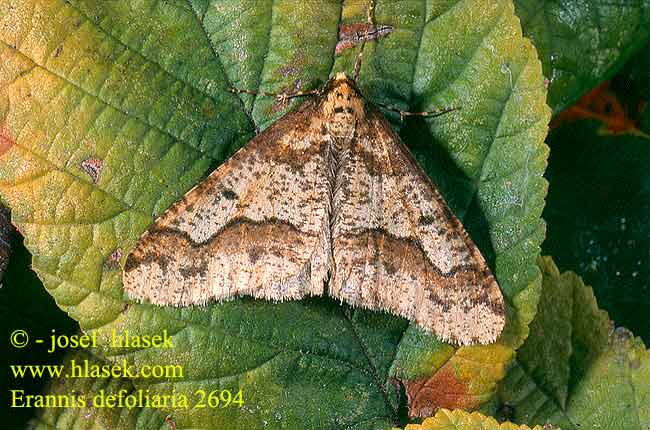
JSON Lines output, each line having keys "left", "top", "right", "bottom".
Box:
{"left": 323, "top": 86, "right": 364, "bottom": 143}
{"left": 328, "top": 108, "right": 356, "bottom": 142}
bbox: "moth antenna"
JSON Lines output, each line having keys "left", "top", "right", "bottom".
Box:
{"left": 374, "top": 102, "right": 461, "bottom": 121}
{"left": 227, "top": 87, "right": 320, "bottom": 101}
{"left": 353, "top": 0, "right": 376, "bottom": 81}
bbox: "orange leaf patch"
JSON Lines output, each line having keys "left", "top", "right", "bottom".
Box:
{"left": 551, "top": 81, "right": 648, "bottom": 137}
{"left": 404, "top": 364, "right": 479, "bottom": 418}
{"left": 0, "top": 125, "right": 14, "bottom": 157}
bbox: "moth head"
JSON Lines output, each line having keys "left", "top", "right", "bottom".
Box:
{"left": 321, "top": 73, "right": 365, "bottom": 141}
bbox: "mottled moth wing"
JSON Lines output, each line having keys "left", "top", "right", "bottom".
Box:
{"left": 330, "top": 108, "right": 505, "bottom": 345}
{"left": 123, "top": 100, "right": 332, "bottom": 305}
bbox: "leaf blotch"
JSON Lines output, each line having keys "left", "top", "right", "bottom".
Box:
{"left": 164, "top": 414, "right": 177, "bottom": 430}
{"left": 80, "top": 158, "right": 103, "bottom": 183}
{"left": 0, "top": 127, "right": 15, "bottom": 156}
{"left": 104, "top": 248, "right": 122, "bottom": 270}
{"left": 403, "top": 365, "right": 477, "bottom": 418}
{"left": 335, "top": 23, "right": 393, "bottom": 55}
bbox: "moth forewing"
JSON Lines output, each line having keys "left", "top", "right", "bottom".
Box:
{"left": 123, "top": 98, "right": 332, "bottom": 306}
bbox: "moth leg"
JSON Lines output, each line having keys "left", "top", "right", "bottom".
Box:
{"left": 350, "top": 0, "right": 458, "bottom": 120}
{"left": 374, "top": 102, "right": 461, "bottom": 121}
{"left": 227, "top": 87, "right": 319, "bottom": 103}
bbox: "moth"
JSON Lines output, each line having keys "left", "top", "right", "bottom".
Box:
{"left": 123, "top": 73, "right": 505, "bottom": 346}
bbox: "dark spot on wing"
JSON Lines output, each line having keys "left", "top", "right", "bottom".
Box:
{"left": 248, "top": 247, "right": 262, "bottom": 264}
{"left": 385, "top": 261, "right": 398, "bottom": 275}
{"left": 178, "top": 260, "right": 208, "bottom": 277}
{"left": 222, "top": 189, "right": 238, "bottom": 200}
{"left": 419, "top": 215, "right": 435, "bottom": 225}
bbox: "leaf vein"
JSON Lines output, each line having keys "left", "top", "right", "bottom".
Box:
{"left": 184, "top": 0, "right": 256, "bottom": 129}
{"left": 251, "top": 0, "right": 275, "bottom": 118}
{"left": 342, "top": 308, "right": 398, "bottom": 419}
{"left": 2, "top": 43, "right": 212, "bottom": 164}
{"left": 63, "top": 0, "right": 247, "bottom": 128}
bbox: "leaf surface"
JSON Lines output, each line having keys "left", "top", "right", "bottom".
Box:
{"left": 487, "top": 257, "right": 650, "bottom": 430}
{"left": 513, "top": 0, "right": 650, "bottom": 114}
{"left": 27, "top": 350, "right": 166, "bottom": 430}
{"left": 403, "top": 408, "right": 554, "bottom": 430}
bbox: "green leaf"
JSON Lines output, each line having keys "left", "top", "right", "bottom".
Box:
{"left": 487, "top": 257, "right": 650, "bottom": 429}
{"left": 27, "top": 350, "right": 167, "bottom": 430}
{"left": 514, "top": 0, "right": 650, "bottom": 114}
{"left": 403, "top": 408, "right": 555, "bottom": 430}
{"left": 29, "top": 363, "right": 555, "bottom": 430}
{"left": 542, "top": 120, "right": 650, "bottom": 343}
{"left": 0, "top": 1, "right": 550, "bottom": 427}
{"left": 615, "top": 44, "right": 650, "bottom": 101}
{"left": 643, "top": 104, "right": 650, "bottom": 134}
